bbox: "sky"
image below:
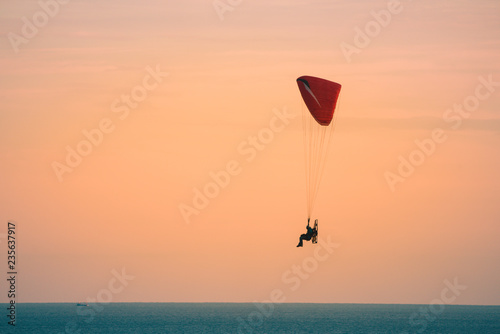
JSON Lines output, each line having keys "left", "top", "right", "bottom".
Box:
{"left": 0, "top": 0, "right": 499, "bottom": 305}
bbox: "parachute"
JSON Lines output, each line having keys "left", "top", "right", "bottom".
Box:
{"left": 297, "top": 76, "right": 342, "bottom": 219}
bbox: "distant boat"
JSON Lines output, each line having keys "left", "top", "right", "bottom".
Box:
{"left": 76, "top": 302, "right": 88, "bottom": 307}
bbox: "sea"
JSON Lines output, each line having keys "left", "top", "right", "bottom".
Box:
{"left": 0, "top": 303, "right": 499, "bottom": 333}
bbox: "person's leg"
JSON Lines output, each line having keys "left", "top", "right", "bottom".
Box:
{"left": 297, "top": 234, "right": 306, "bottom": 247}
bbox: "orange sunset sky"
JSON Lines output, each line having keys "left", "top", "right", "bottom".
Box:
{"left": 1, "top": 0, "right": 499, "bottom": 305}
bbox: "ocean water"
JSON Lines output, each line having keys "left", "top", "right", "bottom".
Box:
{"left": 1, "top": 303, "right": 499, "bottom": 333}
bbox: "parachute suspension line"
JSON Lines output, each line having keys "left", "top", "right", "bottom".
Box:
{"left": 301, "top": 101, "right": 341, "bottom": 219}
{"left": 310, "top": 107, "right": 339, "bottom": 212}
{"left": 309, "top": 118, "right": 334, "bottom": 217}
{"left": 301, "top": 102, "right": 310, "bottom": 219}
{"left": 307, "top": 106, "right": 318, "bottom": 215}
{"left": 302, "top": 102, "right": 316, "bottom": 219}
{"left": 309, "top": 117, "right": 322, "bottom": 216}
{"left": 297, "top": 75, "right": 342, "bottom": 222}
{"left": 310, "top": 124, "right": 327, "bottom": 215}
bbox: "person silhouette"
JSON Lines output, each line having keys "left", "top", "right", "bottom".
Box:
{"left": 297, "top": 218, "right": 317, "bottom": 247}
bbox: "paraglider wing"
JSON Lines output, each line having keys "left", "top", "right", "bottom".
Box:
{"left": 296, "top": 75, "right": 342, "bottom": 219}
{"left": 296, "top": 76, "right": 342, "bottom": 126}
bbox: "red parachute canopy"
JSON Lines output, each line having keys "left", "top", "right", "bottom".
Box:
{"left": 296, "top": 76, "right": 342, "bottom": 126}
